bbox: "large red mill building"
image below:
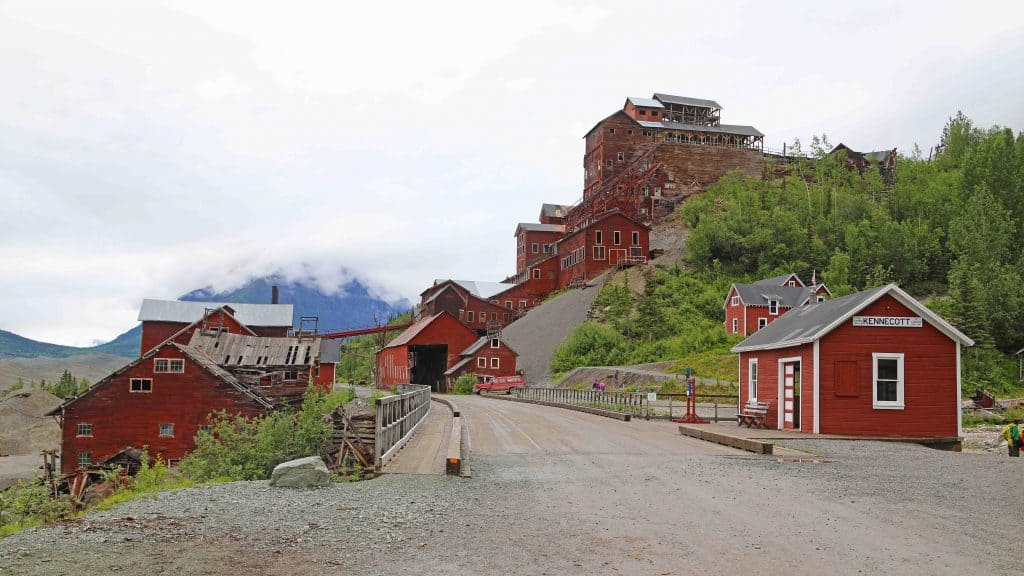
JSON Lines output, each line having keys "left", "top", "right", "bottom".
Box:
{"left": 388, "top": 91, "right": 766, "bottom": 384}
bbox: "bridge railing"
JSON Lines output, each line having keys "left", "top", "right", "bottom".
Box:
{"left": 375, "top": 384, "right": 431, "bottom": 470}
{"left": 510, "top": 388, "right": 739, "bottom": 422}
{"left": 512, "top": 387, "right": 647, "bottom": 416}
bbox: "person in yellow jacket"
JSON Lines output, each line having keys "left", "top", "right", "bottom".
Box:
{"left": 1001, "top": 419, "right": 1022, "bottom": 457}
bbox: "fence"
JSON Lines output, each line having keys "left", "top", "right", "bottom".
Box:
{"left": 375, "top": 384, "right": 431, "bottom": 470}
{"left": 512, "top": 388, "right": 738, "bottom": 422}
{"left": 513, "top": 387, "right": 647, "bottom": 416}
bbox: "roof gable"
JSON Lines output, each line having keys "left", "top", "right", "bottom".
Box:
{"left": 731, "top": 284, "right": 974, "bottom": 352}
{"left": 384, "top": 311, "right": 476, "bottom": 349}
{"left": 47, "top": 340, "right": 274, "bottom": 415}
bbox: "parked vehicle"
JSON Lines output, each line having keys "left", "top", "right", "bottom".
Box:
{"left": 474, "top": 375, "right": 525, "bottom": 395}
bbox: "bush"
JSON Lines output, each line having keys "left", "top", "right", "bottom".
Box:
{"left": 452, "top": 373, "right": 477, "bottom": 395}
{"left": 179, "top": 387, "right": 341, "bottom": 482}
{"left": 0, "top": 481, "right": 70, "bottom": 536}
{"left": 550, "top": 322, "right": 629, "bottom": 373}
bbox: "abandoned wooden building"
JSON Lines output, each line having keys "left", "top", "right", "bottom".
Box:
{"left": 828, "top": 143, "right": 898, "bottom": 184}
{"left": 137, "top": 298, "right": 293, "bottom": 355}
{"left": 374, "top": 311, "right": 482, "bottom": 391}
{"left": 48, "top": 304, "right": 338, "bottom": 473}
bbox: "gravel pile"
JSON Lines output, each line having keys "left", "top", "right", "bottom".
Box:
{"left": 502, "top": 275, "right": 607, "bottom": 384}
{"left": 1, "top": 475, "right": 470, "bottom": 575}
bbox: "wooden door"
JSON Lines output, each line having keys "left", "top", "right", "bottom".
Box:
{"left": 782, "top": 361, "right": 799, "bottom": 429}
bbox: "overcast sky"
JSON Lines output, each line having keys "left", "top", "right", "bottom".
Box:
{"left": 2, "top": 1, "right": 1023, "bottom": 346}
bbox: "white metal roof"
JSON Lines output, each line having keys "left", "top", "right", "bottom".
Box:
{"left": 627, "top": 96, "right": 664, "bottom": 108}
{"left": 434, "top": 280, "right": 515, "bottom": 299}
{"left": 137, "top": 299, "right": 294, "bottom": 327}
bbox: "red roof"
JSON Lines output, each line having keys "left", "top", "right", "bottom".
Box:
{"left": 384, "top": 312, "right": 447, "bottom": 349}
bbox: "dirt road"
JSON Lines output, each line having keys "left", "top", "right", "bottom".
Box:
{"left": 3, "top": 396, "right": 1022, "bottom": 575}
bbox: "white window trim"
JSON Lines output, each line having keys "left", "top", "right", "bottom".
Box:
{"left": 613, "top": 231, "right": 622, "bottom": 245}
{"left": 731, "top": 296, "right": 739, "bottom": 307}
{"left": 154, "top": 358, "right": 185, "bottom": 373}
{"left": 159, "top": 423, "right": 175, "bottom": 437}
{"left": 731, "top": 318, "right": 738, "bottom": 334}
{"left": 747, "top": 359, "right": 758, "bottom": 401}
{"left": 872, "top": 352, "right": 905, "bottom": 410}
{"left": 130, "top": 378, "right": 153, "bottom": 393}
{"left": 76, "top": 423, "right": 93, "bottom": 437}
{"left": 477, "top": 357, "right": 486, "bottom": 368}
{"left": 769, "top": 299, "right": 779, "bottom": 315}
{"left": 490, "top": 357, "right": 500, "bottom": 369}
{"left": 758, "top": 318, "right": 767, "bottom": 330}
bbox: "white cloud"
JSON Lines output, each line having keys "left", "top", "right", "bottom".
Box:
{"left": 1, "top": 0, "right": 1023, "bottom": 345}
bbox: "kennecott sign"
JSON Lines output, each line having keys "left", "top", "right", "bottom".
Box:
{"left": 852, "top": 316, "right": 923, "bottom": 328}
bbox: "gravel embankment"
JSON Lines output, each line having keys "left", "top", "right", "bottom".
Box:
{"left": 1, "top": 475, "right": 470, "bottom": 575}
{"left": 502, "top": 275, "right": 607, "bottom": 384}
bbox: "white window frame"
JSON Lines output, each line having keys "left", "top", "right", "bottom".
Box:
{"left": 490, "top": 357, "right": 500, "bottom": 369}
{"left": 731, "top": 318, "right": 738, "bottom": 334}
{"left": 594, "top": 245, "right": 606, "bottom": 260}
{"left": 595, "top": 230, "right": 602, "bottom": 245}
{"left": 758, "top": 317, "right": 767, "bottom": 330}
{"left": 872, "top": 353, "right": 905, "bottom": 410}
{"left": 730, "top": 296, "right": 739, "bottom": 307}
{"left": 130, "top": 378, "right": 152, "bottom": 393}
{"left": 769, "top": 299, "right": 779, "bottom": 315}
{"left": 477, "top": 357, "right": 486, "bottom": 368}
{"left": 76, "top": 422, "right": 93, "bottom": 437}
{"left": 159, "top": 423, "right": 175, "bottom": 437}
{"left": 631, "top": 231, "right": 640, "bottom": 246}
{"left": 490, "top": 338, "right": 500, "bottom": 349}
{"left": 533, "top": 269, "right": 541, "bottom": 279}
{"left": 748, "top": 359, "right": 758, "bottom": 401}
{"left": 613, "top": 231, "right": 622, "bottom": 245}
{"left": 77, "top": 452, "right": 91, "bottom": 467}
{"left": 531, "top": 243, "right": 539, "bottom": 253}
{"left": 467, "top": 310, "right": 474, "bottom": 322}
{"left": 154, "top": 358, "right": 185, "bottom": 373}
{"left": 817, "top": 295, "right": 825, "bottom": 303}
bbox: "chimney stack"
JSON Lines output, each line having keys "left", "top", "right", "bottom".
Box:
{"left": 271, "top": 285, "right": 279, "bottom": 304}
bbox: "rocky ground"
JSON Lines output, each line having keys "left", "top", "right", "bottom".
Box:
{"left": 4, "top": 397, "right": 1024, "bottom": 575}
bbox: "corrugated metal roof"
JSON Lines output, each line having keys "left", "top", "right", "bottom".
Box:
{"left": 634, "top": 120, "right": 763, "bottom": 138}
{"left": 754, "top": 273, "right": 801, "bottom": 286}
{"left": 384, "top": 313, "right": 443, "bottom": 349}
{"left": 627, "top": 96, "right": 664, "bottom": 108}
{"left": 319, "top": 339, "right": 341, "bottom": 364}
{"left": 443, "top": 356, "right": 473, "bottom": 376}
{"left": 540, "top": 203, "right": 572, "bottom": 218}
{"left": 451, "top": 280, "right": 516, "bottom": 299}
{"left": 188, "top": 331, "right": 321, "bottom": 366}
{"left": 734, "top": 284, "right": 814, "bottom": 308}
{"left": 515, "top": 222, "right": 565, "bottom": 234}
{"left": 653, "top": 93, "right": 722, "bottom": 109}
{"left": 731, "top": 285, "right": 974, "bottom": 352}
{"left": 138, "top": 299, "right": 293, "bottom": 327}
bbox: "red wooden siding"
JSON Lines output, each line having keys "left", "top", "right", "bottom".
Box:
{"left": 375, "top": 314, "right": 479, "bottom": 389}
{"left": 817, "top": 294, "right": 958, "bottom": 437}
{"left": 59, "top": 344, "right": 267, "bottom": 474}
{"left": 739, "top": 344, "right": 814, "bottom": 431}
{"left": 447, "top": 340, "right": 519, "bottom": 383}
{"left": 312, "top": 362, "right": 335, "bottom": 392}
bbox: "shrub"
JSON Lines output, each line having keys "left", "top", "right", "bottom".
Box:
{"left": 452, "top": 373, "right": 477, "bottom": 395}
{"left": 179, "top": 387, "right": 341, "bottom": 482}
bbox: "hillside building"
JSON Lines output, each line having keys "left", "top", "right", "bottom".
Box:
{"left": 724, "top": 273, "right": 831, "bottom": 336}
{"left": 732, "top": 284, "right": 972, "bottom": 440}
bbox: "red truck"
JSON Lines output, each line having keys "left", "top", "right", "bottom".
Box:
{"left": 474, "top": 375, "right": 525, "bottom": 395}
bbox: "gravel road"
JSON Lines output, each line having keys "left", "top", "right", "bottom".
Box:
{"left": 3, "top": 397, "right": 1023, "bottom": 575}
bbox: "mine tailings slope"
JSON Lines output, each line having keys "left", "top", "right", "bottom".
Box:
{"left": 502, "top": 274, "right": 608, "bottom": 385}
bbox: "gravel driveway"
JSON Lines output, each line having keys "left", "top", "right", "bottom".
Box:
{"left": 3, "top": 398, "right": 1023, "bottom": 575}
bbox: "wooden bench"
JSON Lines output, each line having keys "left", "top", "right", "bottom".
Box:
{"left": 737, "top": 401, "right": 770, "bottom": 428}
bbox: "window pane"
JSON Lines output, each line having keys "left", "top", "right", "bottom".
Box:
{"left": 877, "top": 358, "right": 898, "bottom": 381}
{"left": 876, "top": 380, "right": 898, "bottom": 402}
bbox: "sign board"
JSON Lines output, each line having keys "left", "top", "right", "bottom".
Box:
{"left": 852, "top": 316, "right": 923, "bottom": 328}
{"left": 647, "top": 392, "right": 657, "bottom": 402}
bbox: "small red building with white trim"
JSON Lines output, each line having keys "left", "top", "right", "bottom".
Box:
{"left": 732, "top": 284, "right": 973, "bottom": 439}
{"left": 724, "top": 273, "right": 831, "bottom": 336}
{"left": 444, "top": 336, "right": 519, "bottom": 387}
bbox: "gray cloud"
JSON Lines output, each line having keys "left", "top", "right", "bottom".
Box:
{"left": 1, "top": 0, "right": 1022, "bottom": 345}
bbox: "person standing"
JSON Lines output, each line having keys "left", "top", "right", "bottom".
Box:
{"left": 1001, "top": 419, "right": 1022, "bottom": 457}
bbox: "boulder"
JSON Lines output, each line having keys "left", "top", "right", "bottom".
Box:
{"left": 269, "top": 456, "right": 331, "bottom": 488}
